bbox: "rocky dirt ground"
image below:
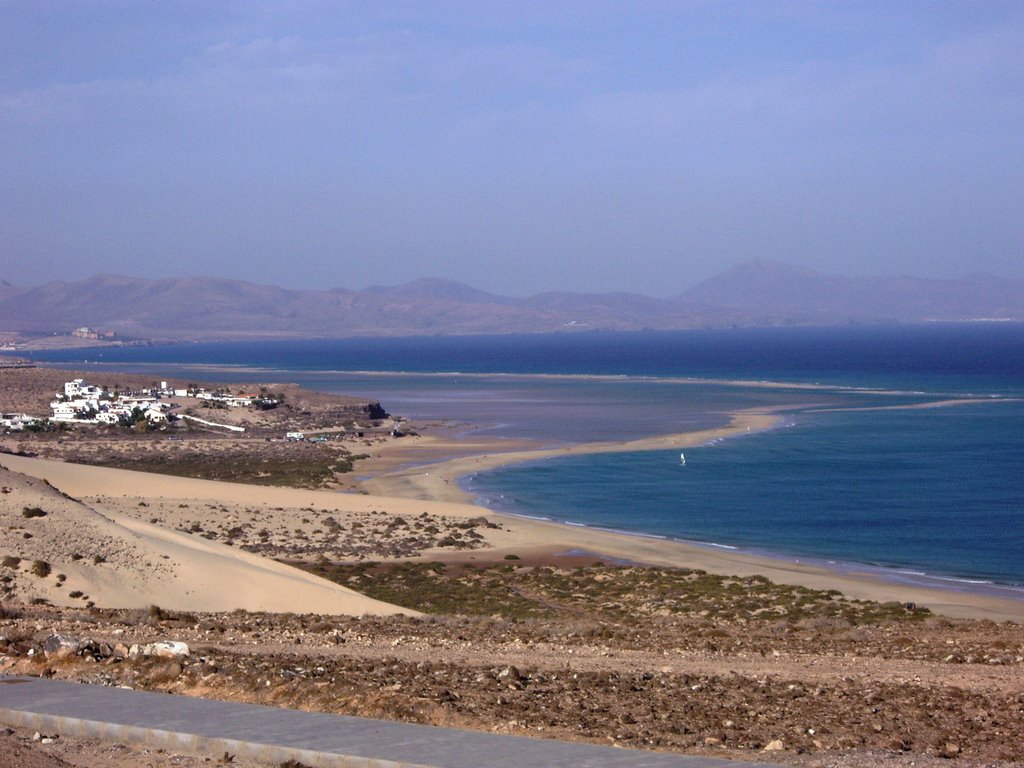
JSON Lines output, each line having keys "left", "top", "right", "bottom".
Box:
{"left": 18, "top": 436, "right": 374, "bottom": 489}
{"left": 2, "top": 559, "right": 1022, "bottom": 768}
{"left": 0, "top": 724, "right": 269, "bottom": 768}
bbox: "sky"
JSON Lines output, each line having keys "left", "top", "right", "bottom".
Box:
{"left": 1, "top": 1, "right": 1021, "bottom": 297}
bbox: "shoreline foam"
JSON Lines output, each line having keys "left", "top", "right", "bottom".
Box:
{"left": 470, "top": 475, "right": 1024, "bottom": 599}
{"left": 485, "top": 502, "right": 1024, "bottom": 599}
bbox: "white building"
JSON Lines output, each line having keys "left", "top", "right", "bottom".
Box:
{"left": 0, "top": 413, "right": 37, "bottom": 430}
{"left": 63, "top": 379, "right": 103, "bottom": 399}
{"left": 51, "top": 401, "right": 87, "bottom": 422}
{"left": 144, "top": 404, "right": 169, "bottom": 423}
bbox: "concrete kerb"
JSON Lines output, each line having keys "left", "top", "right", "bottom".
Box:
{"left": 0, "top": 676, "right": 782, "bottom": 768}
{"left": 0, "top": 704, "right": 434, "bottom": 768}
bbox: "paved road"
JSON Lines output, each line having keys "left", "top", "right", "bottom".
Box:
{"left": 0, "top": 676, "right": 783, "bottom": 768}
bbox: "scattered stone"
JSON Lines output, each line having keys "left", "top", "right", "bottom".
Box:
{"left": 495, "top": 665, "right": 521, "bottom": 681}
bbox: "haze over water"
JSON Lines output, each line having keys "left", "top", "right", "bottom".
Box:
{"left": 33, "top": 323, "right": 1024, "bottom": 591}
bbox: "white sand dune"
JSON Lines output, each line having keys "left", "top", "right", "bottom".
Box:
{"left": 0, "top": 452, "right": 487, "bottom": 516}
{"left": 4, "top": 452, "right": 1024, "bottom": 622}
{"left": 0, "top": 458, "right": 414, "bottom": 616}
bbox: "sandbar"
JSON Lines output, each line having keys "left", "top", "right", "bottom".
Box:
{"left": 357, "top": 406, "right": 1024, "bottom": 622}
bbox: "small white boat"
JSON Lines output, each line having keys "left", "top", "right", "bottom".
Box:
{"left": 679, "top": 452, "right": 686, "bottom": 465}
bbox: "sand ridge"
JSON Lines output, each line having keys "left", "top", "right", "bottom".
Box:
{"left": 0, "top": 459, "right": 415, "bottom": 616}
{"left": 3, "top": 447, "right": 1023, "bottom": 622}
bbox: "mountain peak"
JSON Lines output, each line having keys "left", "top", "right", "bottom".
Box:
{"left": 720, "top": 259, "right": 820, "bottom": 278}
{"left": 365, "top": 277, "right": 512, "bottom": 304}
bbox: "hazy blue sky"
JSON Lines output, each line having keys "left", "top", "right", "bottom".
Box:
{"left": 1, "top": 1, "right": 1021, "bottom": 296}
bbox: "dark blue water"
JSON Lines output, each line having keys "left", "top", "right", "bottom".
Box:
{"left": 28, "top": 323, "right": 1024, "bottom": 587}
{"left": 33, "top": 323, "right": 1024, "bottom": 390}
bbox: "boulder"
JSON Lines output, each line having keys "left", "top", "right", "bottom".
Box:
{"left": 42, "top": 634, "right": 80, "bottom": 659}
{"left": 128, "top": 640, "right": 190, "bottom": 659}
{"left": 146, "top": 640, "right": 190, "bottom": 658}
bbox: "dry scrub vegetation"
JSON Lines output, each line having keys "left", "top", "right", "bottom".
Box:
{"left": 2, "top": 561, "right": 1022, "bottom": 767}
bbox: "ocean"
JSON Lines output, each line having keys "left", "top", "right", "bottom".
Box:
{"left": 28, "top": 323, "right": 1024, "bottom": 592}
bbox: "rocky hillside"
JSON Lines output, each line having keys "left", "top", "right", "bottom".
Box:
{"left": 1, "top": 262, "right": 1021, "bottom": 339}
{"left": 674, "top": 260, "right": 1024, "bottom": 324}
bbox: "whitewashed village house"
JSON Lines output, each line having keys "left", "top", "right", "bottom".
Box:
{"left": 0, "top": 413, "right": 38, "bottom": 430}
{"left": 51, "top": 378, "right": 170, "bottom": 425}
{"left": 45, "top": 378, "right": 275, "bottom": 428}
{"left": 63, "top": 378, "right": 103, "bottom": 399}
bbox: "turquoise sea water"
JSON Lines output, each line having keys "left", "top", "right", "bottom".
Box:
{"left": 468, "top": 403, "right": 1024, "bottom": 589}
{"left": 30, "top": 324, "right": 1024, "bottom": 591}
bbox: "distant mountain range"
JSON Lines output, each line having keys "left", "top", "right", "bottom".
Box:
{"left": 0, "top": 261, "right": 1021, "bottom": 340}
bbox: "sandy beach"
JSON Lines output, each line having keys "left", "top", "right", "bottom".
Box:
{"left": 4, "top": 407, "right": 1024, "bottom": 621}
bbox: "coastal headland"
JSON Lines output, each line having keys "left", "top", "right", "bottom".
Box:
{"left": 1, "top": 364, "right": 1022, "bottom": 767}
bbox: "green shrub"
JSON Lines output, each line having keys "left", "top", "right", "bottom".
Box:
{"left": 21, "top": 507, "right": 47, "bottom": 518}
{"left": 30, "top": 560, "right": 51, "bottom": 578}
